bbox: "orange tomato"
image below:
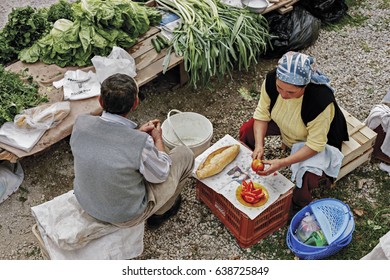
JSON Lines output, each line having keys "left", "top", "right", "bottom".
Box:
{"left": 251, "top": 159, "right": 264, "bottom": 172}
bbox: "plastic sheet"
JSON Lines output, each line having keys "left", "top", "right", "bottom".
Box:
{"left": 14, "top": 101, "right": 70, "bottom": 130}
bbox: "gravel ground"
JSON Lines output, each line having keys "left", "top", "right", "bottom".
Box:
{"left": 0, "top": 0, "right": 389, "bottom": 260}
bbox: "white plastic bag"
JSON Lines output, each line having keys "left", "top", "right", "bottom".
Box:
{"left": 14, "top": 101, "right": 70, "bottom": 130}
{"left": 91, "top": 46, "right": 137, "bottom": 84}
{"left": 53, "top": 70, "right": 100, "bottom": 101}
{"left": 295, "top": 212, "right": 321, "bottom": 242}
{"left": 0, "top": 122, "right": 46, "bottom": 152}
{"left": 0, "top": 161, "right": 24, "bottom": 204}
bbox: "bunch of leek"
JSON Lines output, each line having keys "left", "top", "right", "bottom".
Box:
{"left": 157, "top": 0, "right": 270, "bottom": 88}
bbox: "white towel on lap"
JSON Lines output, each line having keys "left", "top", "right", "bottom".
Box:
{"left": 290, "top": 142, "right": 344, "bottom": 188}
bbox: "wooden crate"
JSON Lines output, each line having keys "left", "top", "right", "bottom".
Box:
{"left": 264, "top": 0, "right": 300, "bottom": 14}
{"left": 337, "top": 107, "right": 377, "bottom": 180}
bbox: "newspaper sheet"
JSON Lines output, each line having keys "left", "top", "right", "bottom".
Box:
{"left": 193, "top": 134, "right": 294, "bottom": 220}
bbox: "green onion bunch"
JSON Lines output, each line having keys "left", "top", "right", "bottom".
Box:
{"left": 157, "top": 0, "right": 270, "bottom": 88}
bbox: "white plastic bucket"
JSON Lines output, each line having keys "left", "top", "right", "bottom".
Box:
{"left": 161, "top": 110, "right": 213, "bottom": 157}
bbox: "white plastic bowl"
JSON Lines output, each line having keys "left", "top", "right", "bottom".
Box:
{"left": 242, "top": 0, "right": 269, "bottom": 13}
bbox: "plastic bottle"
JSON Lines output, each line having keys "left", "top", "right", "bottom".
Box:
{"left": 304, "top": 230, "right": 328, "bottom": 246}
{"left": 295, "top": 212, "right": 321, "bottom": 242}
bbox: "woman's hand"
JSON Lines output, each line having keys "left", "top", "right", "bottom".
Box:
{"left": 255, "top": 158, "right": 285, "bottom": 176}
{"left": 252, "top": 146, "right": 264, "bottom": 160}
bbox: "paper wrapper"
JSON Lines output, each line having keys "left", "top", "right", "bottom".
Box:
{"left": 193, "top": 134, "right": 294, "bottom": 220}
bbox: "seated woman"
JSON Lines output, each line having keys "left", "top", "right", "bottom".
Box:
{"left": 239, "top": 51, "right": 349, "bottom": 208}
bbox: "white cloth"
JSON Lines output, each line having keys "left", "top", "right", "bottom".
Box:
{"left": 290, "top": 142, "right": 344, "bottom": 188}
{"left": 365, "top": 104, "right": 390, "bottom": 157}
{"left": 31, "top": 190, "right": 144, "bottom": 260}
{"left": 361, "top": 230, "right": 390, "bottom": 260}
{"left": 0, "top": 122, "right": 46, "bottom": 152}
{"left": 379, "top": 162, "right": 390, "bottom": 175}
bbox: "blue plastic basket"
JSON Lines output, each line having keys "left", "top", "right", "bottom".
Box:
{"left": 310, "top": 198, "right": 351, "bottom": 244}
{"left": 335, "top": 214, "right": 355, "bottom": 244}
{"left": 289, "top": 208, "right": 327, "bottom": 253}
{"left": 287, "top": 198, "right": 354, "bottom": 259}
{"left": 286, "top": 230, "right": 353, "bottom": 260}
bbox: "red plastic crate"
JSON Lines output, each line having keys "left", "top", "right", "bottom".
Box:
{"left": 196, "top": 180, "right": 293, "bottom": 248}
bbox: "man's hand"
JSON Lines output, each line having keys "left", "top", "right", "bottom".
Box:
{"left": 150, "top": 122, "right": 163, "bottom": 142}
{"left": 139, "top": 119, "right": 160, "bottom": 133}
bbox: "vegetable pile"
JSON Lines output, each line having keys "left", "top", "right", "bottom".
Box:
{"left": 0, "top": 66, "right": 48, "bottom": 126}
{"left": 46, "top": 0, "right": 75, "bottom": 23}
{"left": 18, "top": 0, "right": 162, "bottom": 67}
{"left": 157, "top": 0, "right": 270, "bottom": 88}
{"left": 0, "top": 6, "right": 51, "bottom": 65}
{"left": 240, "top": 180, "right": 266, "bottom": 204}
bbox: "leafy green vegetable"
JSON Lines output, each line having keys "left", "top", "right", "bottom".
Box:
{"left": 0, "top": 65, "right": 48, "bottom": 126}
{"left": 0, "top": 31, "right": 17, "bottom": 65}
{"left": 0, "top": 6, "right": 51, "bottom": 65}
{"left": 47, "top": 0, "right": 75, "bottom": 23}
{"left": 1, "top": 6, "right": 51, "bottom": 52}
{"left": 19, "top": 0, "right": 162, "bottom": 67}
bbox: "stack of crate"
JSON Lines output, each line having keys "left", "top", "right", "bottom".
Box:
{"left": 337, "top": 107, "right": 377, "bottom": 180}
{"left": 264, "top": 0, "right": 301, "bottom": 14}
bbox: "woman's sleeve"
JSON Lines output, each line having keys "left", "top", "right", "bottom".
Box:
{"left": 305, "top": 103, "right": 335, "bottom": 152}
{"left": 253, "top": 80, "right": 272, "bottom": 121}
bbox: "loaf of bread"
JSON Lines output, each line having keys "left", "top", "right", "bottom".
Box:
{"left": 196, "top": 144, "right": 240, "bottom": 179}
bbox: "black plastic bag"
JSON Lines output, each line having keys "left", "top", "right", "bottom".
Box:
{"left": 299, "top": 0, "right": 337, "bottom": 11}
{"left": 298, "top": 0, "right": 349, "bottom": 24}
{"left": 262, "top": 6, "right": 321, "bottom": 58}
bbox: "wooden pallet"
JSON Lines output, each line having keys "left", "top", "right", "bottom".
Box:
{"left": 337, "top": 107, "right": 377, "bottom": 181}
{"left": 128, "top": 27, "right": 187, "bottom": 86}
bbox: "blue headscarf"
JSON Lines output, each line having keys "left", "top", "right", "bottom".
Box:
{"left": 276, "top": 51, "right": 334, "bottom": 92}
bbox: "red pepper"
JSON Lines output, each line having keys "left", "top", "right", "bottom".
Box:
{"left": 242, "top": 194, "right": 258, "bottom": 204}
{"left": 252, "top": 188, "right": 263, "bottom": 196}
{"left": 241, "top": 180, "right": 250, "bottom": 192}
{"left": 241, "top": 191, "right": 257, "bottom": 198}
{"left": 254, "top": 192, "right": 265, "bottom": 200}
{"left": 248, "top": 181, "right": 255, "bottom": 191}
